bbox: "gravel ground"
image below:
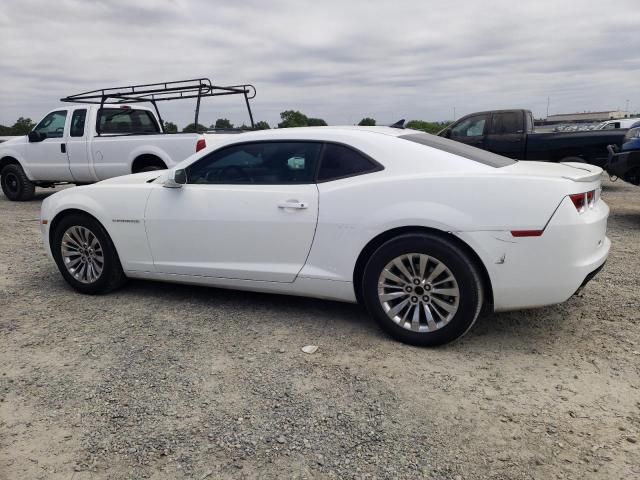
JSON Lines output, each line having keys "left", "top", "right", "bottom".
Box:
{"left": 1, "top": 177, "right": 639, "bottom": 480}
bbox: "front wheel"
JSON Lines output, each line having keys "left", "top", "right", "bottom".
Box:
{"left": 51, "top": 214, "right": 127, "bottom": 294}
{"left": 1, "top": 163, "right": 35, "bottom": 201}
{"left": 361, "top": 233, "right": 484, "bottom": 346}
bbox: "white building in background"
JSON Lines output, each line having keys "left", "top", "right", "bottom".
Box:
{"left": 546, "top": 110, "right": 632, "bottom": 123}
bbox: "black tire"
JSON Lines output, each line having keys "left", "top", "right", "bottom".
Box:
{"left": 361, "top": 233, "right": 483, "bottom": 346}
{"left": 51, "top": 213, "right": 127, "bottom": 294}
{"left": 1, "top": 163, "right": 35, "bottom": 201}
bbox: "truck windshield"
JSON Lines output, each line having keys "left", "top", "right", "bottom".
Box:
{"left": 97, "top": 108, "right": 160, "bottom": 134}
{"left": 400, "top": 133, "right": 516, "bottom": 167}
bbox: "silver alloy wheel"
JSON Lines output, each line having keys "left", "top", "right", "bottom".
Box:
{"left": 61, "top": 226, "right": 104, "bottom": 284}
{"left": 377, "top": 253, "right": 460, "bottom": 333}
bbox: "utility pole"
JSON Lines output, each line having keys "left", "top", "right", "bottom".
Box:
{"left": 453, "top": 107, "right": 456, "bottom": 120}
{"left": 546, "top": 97, "right": 550, "bottom": 118}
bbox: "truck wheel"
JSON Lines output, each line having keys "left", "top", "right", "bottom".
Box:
{"left": 1, "top": 163, "right": 36, "bottom": 201}
{"left": 139, "top": 165, "right": 164, "bottom": 172}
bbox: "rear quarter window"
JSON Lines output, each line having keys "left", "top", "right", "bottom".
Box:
{"left": 317, "top": 143, "right": 382, "bottom": 181}
{"left": 400, "top": 133, "right": 516, "bottom": 167}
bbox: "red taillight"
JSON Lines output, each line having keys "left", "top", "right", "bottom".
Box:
{"left": 196, "top": 138, "right": 206, "bottom": 152}
{"left": 570, "top": 193, "right": 586, "bottom": 211}
{"left": 569, "top": 190, "right": 595, "bottom": 213}
{"left": 510, "top": 230, "right": 544, "bottom": 237}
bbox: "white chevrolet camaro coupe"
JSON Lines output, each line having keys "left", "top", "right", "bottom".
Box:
{"left": 40, "top": 126, "right": 610, "bottom": 346}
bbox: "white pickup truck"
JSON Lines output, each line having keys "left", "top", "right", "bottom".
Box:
{"left": 0, "top": 104, "right": 209, "bottom": 200}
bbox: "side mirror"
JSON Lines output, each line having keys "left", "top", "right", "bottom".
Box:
{"left": 28, "top": 131, "right": 45, "bottom": 142}
{"left": 440, "top": 129, "right": 451, "bottom": 138}
{"left": 164, "top": 169, "right": 187, "bottom": 188}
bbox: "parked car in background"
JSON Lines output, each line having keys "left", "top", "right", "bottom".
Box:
{"left": 438, "top": 109, "right": 627, "bottom": 167}
{"left": 596, "top": 118, "right": 640, "bottom": 130}
{"left": 0, "top": 104, "right": 209, "bottom": 200}
{"left": 40, "top": 126, "right": 609, "bottom": 346}
{"left": 607, "top": 126, "right": 640, "bottom": 185}
{"left": 0, "top": 78, "right": 256, "bottom": 201}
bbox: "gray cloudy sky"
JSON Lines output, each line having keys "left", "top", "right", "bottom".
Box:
{"left": 1, "top": 0, "right": 639, "bottom": 128}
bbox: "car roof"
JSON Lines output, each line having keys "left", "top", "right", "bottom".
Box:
{"left": 217, "top": 125, "right": 411, "bottom": 141}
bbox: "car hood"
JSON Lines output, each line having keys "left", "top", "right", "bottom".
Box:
{"left": 501, "top": 161, "right": 602, "bottom": 182}
{"left": 97, "top": 170, "right": 166, "bottom": 185}
{"left": 0, "top": 135, "right": 27, "bottom": 147}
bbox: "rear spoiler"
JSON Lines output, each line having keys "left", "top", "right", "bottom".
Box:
{"left": 560, "top": 162, "right": 603, "bottom": 183}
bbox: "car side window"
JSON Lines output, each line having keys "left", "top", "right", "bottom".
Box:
{"left": 450, "top": 115, "right": 487, "bottom": 138}
{"left": 491, "top": 112, "right": 521, "bottom": 134}
{"left": 34, "top": 111, "right": 67, "bottom": 139}
{"left": 186, "top": 141, "right": 322, "bottom": 185}
{"left": 70, "top": 109, "right": 87, "bottom": 137}
{"left": 317, "top": 143, "right": 380, "bottom": 181}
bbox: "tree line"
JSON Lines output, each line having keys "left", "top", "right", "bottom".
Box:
{"left": 0, "top": 111, "right": 448, "bottom": 135}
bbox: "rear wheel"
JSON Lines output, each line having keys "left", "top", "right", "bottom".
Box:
{"left": 1, "top": 163, "right": 35, "bottom": 201}
{"left": 362, "top": 233, "right": 483, "bottom": 346}
{"left": 51, "top": 214, "right": 126, "bottom": 294}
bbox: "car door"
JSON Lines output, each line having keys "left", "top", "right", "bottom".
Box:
{"left": 448, "top": 113, "right": 488, "bottom": 150}
{"left": 26, "top": 110, "right": 74, "bottom": 181}
{"left": 66, "top": 108, "right": 94, "bottom": 182}
{"left": 144, "top": 141, "right": 321, "bottom": 282}
{"left": 484, "top": 111, "right": 526, "bottom": 159}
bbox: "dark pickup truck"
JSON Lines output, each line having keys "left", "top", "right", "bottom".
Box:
{"left": 438, "top": 109, "right": 627, "bottom": 167}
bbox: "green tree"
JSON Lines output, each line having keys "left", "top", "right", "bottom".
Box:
{"left": 405, "top": 120, "right": 445, "bottom": 134}
{"left": 307, "top": 117, "right": 328, "bottom": 126}
{"left": 253, "top": 121, "right": 270, "bottom": 130}
{"left": 214, "top": 118, "right": 233, "bottom": 129}
{"left": 278, "top": 110, "right": 309, "bottom": 128}
{"left": 163, "top": 121, "right": 178, "bottom": 133}
{"left": 11, "top": 117, "right": 36, "bottom": 135}
{"left": 358, "top": 117, "right": 376, "bottom": 126}
{"left": 0, "top": 124, "right": 13, "bottom": 135}
{"left": 182, "top": 123, "right": 207, "bottom": 133}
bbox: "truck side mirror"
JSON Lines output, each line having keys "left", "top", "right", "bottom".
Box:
{"left": 28, "top": 131, "right": 45, "bottom": 143}
{"left": 441, "top": 129, "right": 451, "bottom": 138}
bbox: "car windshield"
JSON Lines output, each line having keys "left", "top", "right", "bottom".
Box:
{"left": 399, "top": 132, "right": 517, "bottom": 167}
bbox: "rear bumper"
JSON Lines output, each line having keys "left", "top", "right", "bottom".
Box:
{"left": 458, "top": 197, "right": 610, "bottom": 311}
{"left": 574, "top": 261, "right": 606, "bottom": 295}
{"left": 606, "top": 146, "right": 640, "bottom": 185}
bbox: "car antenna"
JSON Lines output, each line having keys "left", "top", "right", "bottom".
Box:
{"left": 389, "top": 119, "right": 405, "bottom": 129}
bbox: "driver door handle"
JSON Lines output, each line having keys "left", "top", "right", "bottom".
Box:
{"left": 277, "top": 201, "right": 308, "bottom": 209}
{"left": 61, "top": 143, "right": 66, "bottom": 153}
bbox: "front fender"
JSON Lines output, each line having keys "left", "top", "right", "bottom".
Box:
{"left": 41, "top": 184, "right": 156, "bottom": 272}
{"left": 0, "top": 143, "right": 32, "bottom": 179}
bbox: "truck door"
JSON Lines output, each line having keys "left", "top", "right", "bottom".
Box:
{"left": 66, "top": 108, "right": 95, "bottom": 182}
{"left": 26, "top": 110, "right": 74, "bottom": 181}
{"left": 485, "top": 111, "right": 526, "bottom": 159}
{"left": 448, "top": 113, "right": 488, "bottom": 150}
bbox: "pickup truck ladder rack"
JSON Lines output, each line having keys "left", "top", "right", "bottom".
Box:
{"left": 60, "top": 78, "right": 256, "bottom": 134}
